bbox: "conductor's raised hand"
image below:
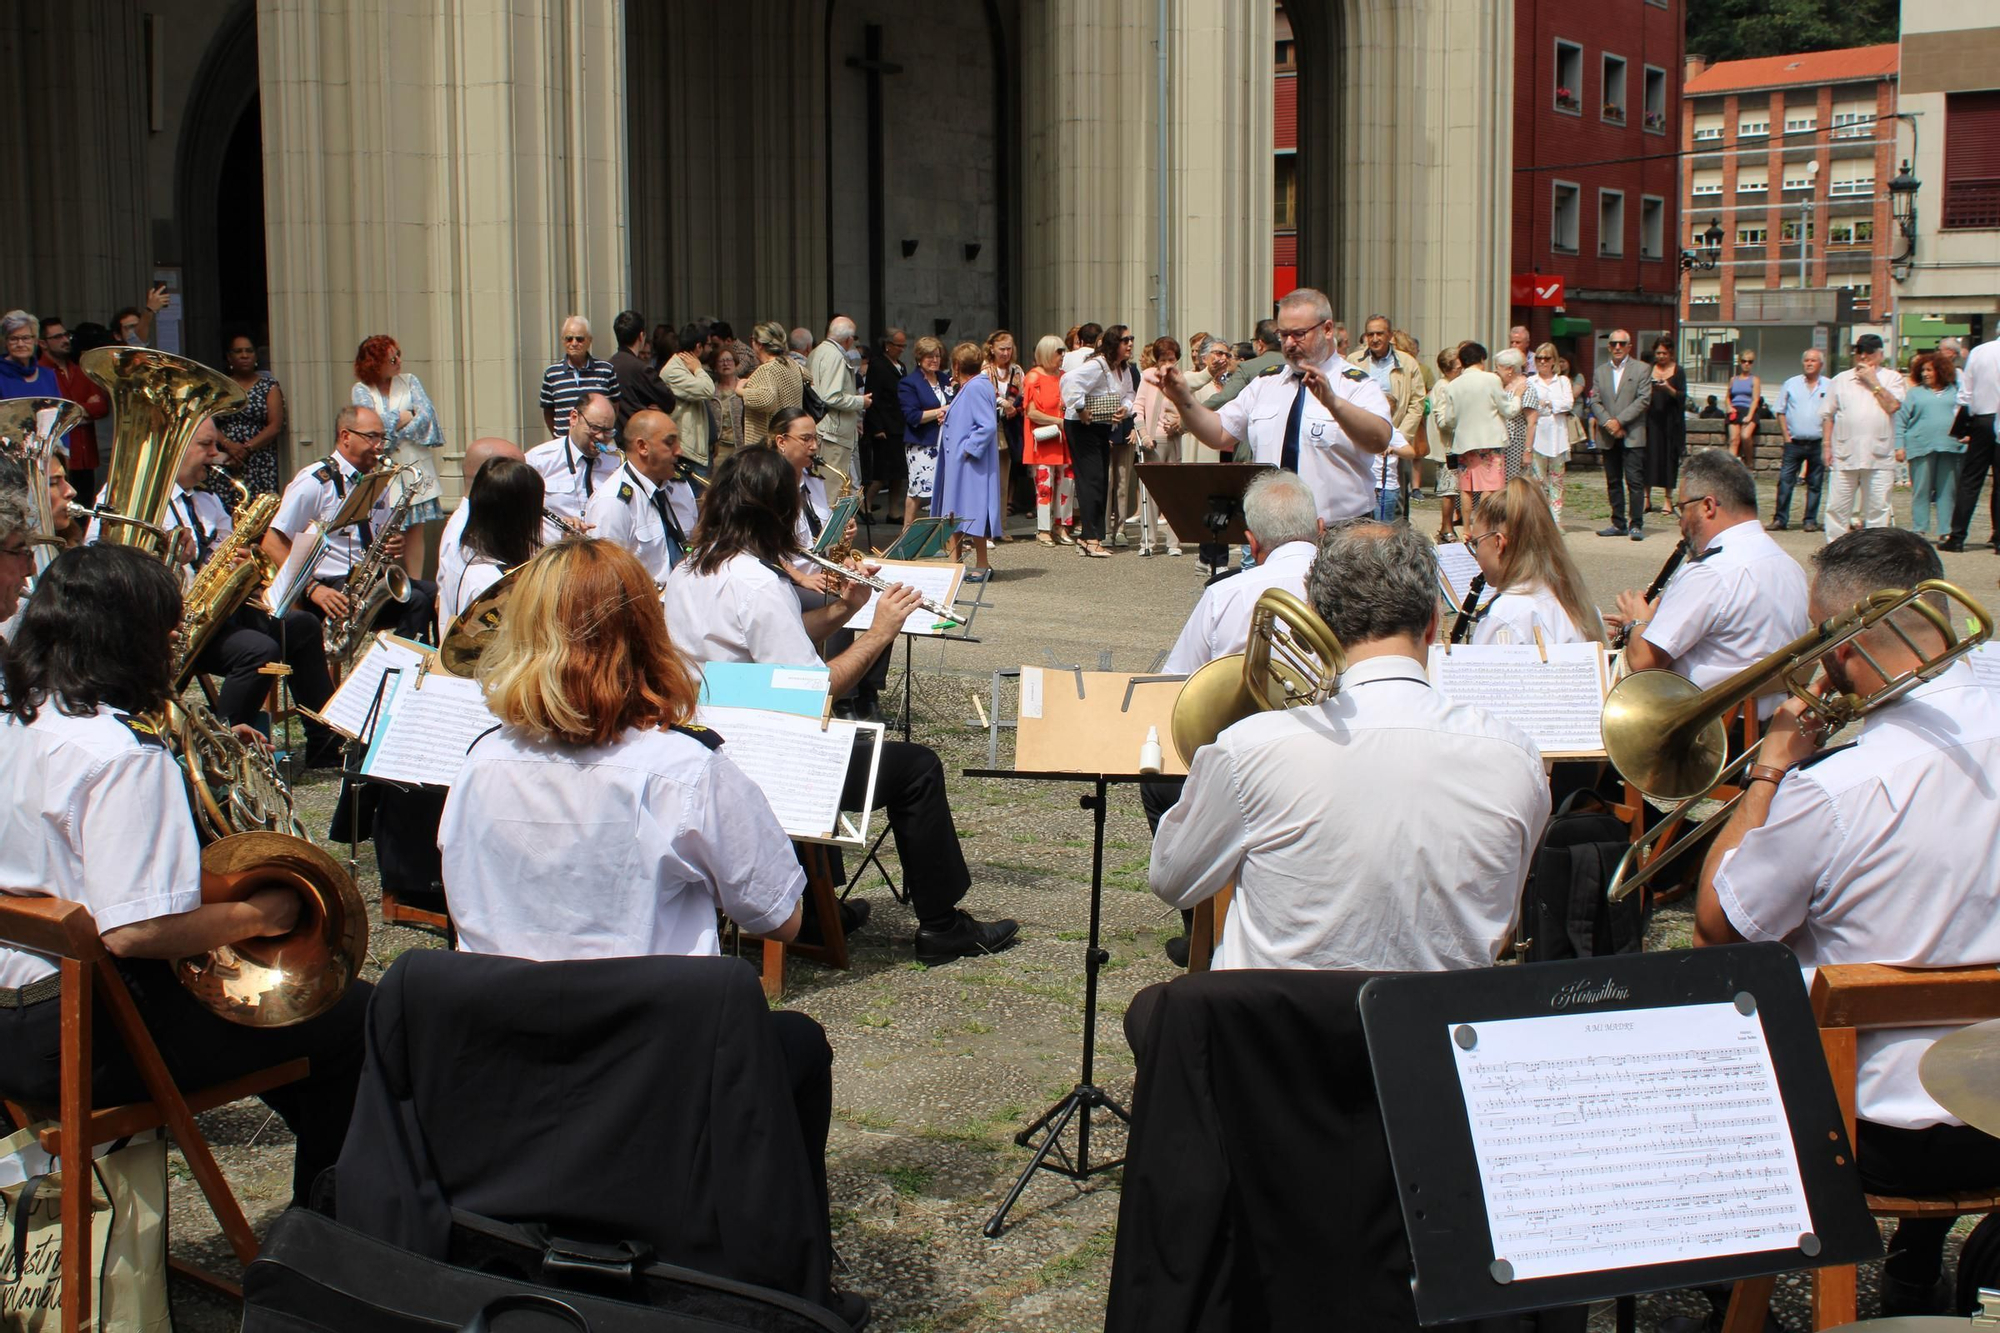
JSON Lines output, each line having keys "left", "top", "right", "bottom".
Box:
{"left": 1151, "top": 362, "right": 1191, "bottom": 408}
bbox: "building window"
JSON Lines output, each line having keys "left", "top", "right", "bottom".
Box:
{"left": 1738, "top": 116, "right": 1770, "bottom": 139}
{"left": 1643, "top": 66, "right": 1667, "bottom": 133}
{"left": 1598, "top": 189, "right": 1625, "bottom": 256}
{"left": 1554, "top": 41, "right": 1582, "bottom": 115}
{"left": 1694, "top": 124, "right": 1724, "bottom": 142}
{"left": 1943, "top": 90, "right": 2000, "bottom": 231}
{"left": 1782, "top": 171, "right": 1814, "bottom": 191}
{"left": 1639, "top": 195, "right": 1664, "bottom": 259}
{"left": 1688, "top": 278, "right": 1721, "bottom": 307}
{"left": 1275, "top": 156, "right": 1297, "bottom": 229}
{"left": 1827, "top": 218, "right": 1874, "bottom": 244}
{"left": 1779, "top": 218, "right": 1815, "bottom": 242}
{"left": 1839, "top": 281, "right": 1872, "bottom": 309}
{"left": 1736, "top": 225, "right": 1768, "bottom": 245}
{"left": 1275, "top": 39, "right": 1295, "bottom": 71}
{"left": 1737, "top": 170, "right": 1769, "bottom": 194}
{"left": 1691, "top": 170, "right": 1723, "bottom": 198}
{"left": 1828, "top": 175, "right": 1875, "bottom": 197}
{"left": 1830, "top": 110, "right": 1873, "bottom": 140}
{"left": 1601, "top": 55, "right": 1627, "bottom": 124}
{"left": 1553, "top": 180, "right": 1581, "bottom": 253}
{"left": 1784, "top": 112, "right": 1818, "bottom": 134}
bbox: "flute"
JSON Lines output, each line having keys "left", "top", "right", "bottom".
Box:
{"left": 804, "top": 550, "right": 964, "bottom": 626}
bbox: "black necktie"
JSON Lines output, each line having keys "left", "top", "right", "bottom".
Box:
{"left": 1280, "top": 379, "right": 1307, "bottom": 473}
{"left": 650, "top": 488, "right": 686, "bottom": 566}
{"left": 182, "top": 496, "right": 211, "bottom": 563}
{"left": 802, "top": 485, "right": 823, "bottom": 539}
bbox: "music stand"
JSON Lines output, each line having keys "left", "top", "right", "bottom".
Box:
{"left": 325, "top": 468, "right": 396, "bottom": 530}
{"left": 1134, "top": 462, "right": 1273, "bottom": 551}
{"left": 1360, "top": 943, "right": 1879, "bottom": 1326}
{"left": 968, "top": 667, "right": 1188, "bottom": 1237}
{"left": 878, "top": 516, "right": 952, "bottom": 561}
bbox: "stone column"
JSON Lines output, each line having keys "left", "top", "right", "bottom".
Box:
{"left": 0, "top": 0, "right": 151, "bottom": 328}
{"left": 257, "top": 0, "right": 626, "bottom": 499}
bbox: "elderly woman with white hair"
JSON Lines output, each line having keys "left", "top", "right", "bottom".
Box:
{"left": 0, "top": 312, "right": 60, "bottom": 408}
{"left": 1494, "top": 346, "right": 1531, "bottom": 482}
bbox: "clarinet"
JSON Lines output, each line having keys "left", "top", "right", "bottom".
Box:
{"left": 1613, "top": 540, "right": 1689, "bottom": 648}
{"left": 1448, "top": 574, "right": 1487, "bottom": 645}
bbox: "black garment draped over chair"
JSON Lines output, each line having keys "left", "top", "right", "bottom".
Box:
{"left": 334, "top": 950, "right": 829, "bottom": 1305}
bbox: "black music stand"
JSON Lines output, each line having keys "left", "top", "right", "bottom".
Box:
{"left": 1134, "top": 462, "right": 1273, "bottom": 552}
{"left": 1360, "top": 943, "right": 1879, "bottom": 1327}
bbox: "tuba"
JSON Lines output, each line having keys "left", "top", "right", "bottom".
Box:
{"left": 171, "top": 468, "right": 280, "bottom": 688}
{"left": 1602, "top": 579, "right": 1994, "bottom": 902}
{"left": 179, "top": 832, "right": 369, "bottom": 1028}
{"left": 80, "top": 347, "right": 244, "bottom": 556}
{"left": 1169, "top": 588, "right": 1347, "bottom": 763}
{"left": 0, "top": 397, "right": 89, "bottom": 573}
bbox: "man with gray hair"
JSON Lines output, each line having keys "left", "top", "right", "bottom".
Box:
{"left": 1150, "top": 519, "right": 1549, "bottom": 971}
{"left": 539, "top": 314, "right": 619, "bottom": 436}
{"left": 0, "top": 481, "right": 37, "bottom": 634}
{"left": 806, "top": 314, "right": 872, "bottom": 483}
{"left": 787, "top": 327, "right": 814, "bottom": 366}
{"left": 1161, "top": 287, "right": 1394, "bottom": 527}
{"left": 1162, "top": 470, "right": 1323, "bottom": 675}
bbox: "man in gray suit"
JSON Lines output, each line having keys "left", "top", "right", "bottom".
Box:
{"left": 1589, "top": 329, "right": 1653, "bottom": 540}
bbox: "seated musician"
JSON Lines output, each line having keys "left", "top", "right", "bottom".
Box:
{"left": 524, "top": 392, "right": 621, "bottom": 521}
{"left": 661, "top": 447, "right": 1018, "bottom": 964}
{"left": 1607, "top": 450, "right": 1808, "bottom": 720}
{"left": 1147, "top": 468, "right": 1321, "bottom": 966}
{"left": 1461, "top": 477, "right": 1607, "bottom": 646}
{"left": 436, "top": 457, "right": 544, "bottom": 631}
{"left": 434, "top": 539, "right": 848, "bottom": 1311}
{"left": 0, "top": 545, "right": 368, "bottom": 1207}
{"left": 582, "top": 408, "right": 692, "bottom": 583}
{"left": 436, "top": 437, "right": 525, "bottom": 608}
{"left": 0, "top": 479, "right": 32, "bottom": 635}
{"left": 1695, "top": 527, "right": 2000, "bottom": 1316}
{"left": 261, "top": 404, "right": 436, "bottom": 642}
{"left": 166, "top": 418, "right": 340, "bottom": 766}
{"left": 1149, "top": 520, "right": 1550, "bottom": 970}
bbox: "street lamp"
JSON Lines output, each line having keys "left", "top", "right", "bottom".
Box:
{"left": 1679, "top": 217, "right": 1723, "bottom": 275}
{"left": 1889, "top": 160, "right": 1921, "bottom": 271}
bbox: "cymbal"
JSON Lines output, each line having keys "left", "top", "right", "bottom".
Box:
{"left": 1917, "top": 1017, "right": 2000, "bottom": 1138}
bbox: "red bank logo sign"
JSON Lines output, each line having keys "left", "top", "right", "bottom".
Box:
{"left": 1511, "top": 273, "right": 1565, "bottom": 308}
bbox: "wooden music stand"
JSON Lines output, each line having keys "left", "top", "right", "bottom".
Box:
{"left": 0, "top": 895, "right": 309, "bottom": 1330}
{"left": 1133, "top": 462, "right": 1274, "bottom": 551}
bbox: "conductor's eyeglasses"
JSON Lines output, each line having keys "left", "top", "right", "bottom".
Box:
{"left": 1276, "top": 323, "right": 1325, "bottom": 343}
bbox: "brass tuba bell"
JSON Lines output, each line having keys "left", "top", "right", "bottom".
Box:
{"left": 434, "top": 563, "right": 525, "bottom": 678}
{"left": 1169, "top": 588, "right": 1347, "bottom": 763}
{"left": 0, "top": 397, "right": 89, "bottom": 572}
{"left": 80, "top": 346, "right": 244, "bottom": 557}
{"left": 179, "top": 832, "right": 370, "bottom": 1028}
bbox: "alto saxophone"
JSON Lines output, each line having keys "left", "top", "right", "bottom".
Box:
{"left": 323, "top": 463, "right": 420, "bottom": 668}
{"left": 172, "top": 469, "right": 280, "bottom": 688}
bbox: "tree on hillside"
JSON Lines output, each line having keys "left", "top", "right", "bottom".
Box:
{"left": 1686, "top": 0, "right": 1898, "bottom": 63}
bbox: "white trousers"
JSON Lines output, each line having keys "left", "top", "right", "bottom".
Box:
{"left": 1824, "top": 467, "right": 1893, "bottom": 541}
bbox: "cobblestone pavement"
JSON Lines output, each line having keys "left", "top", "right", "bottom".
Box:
{"left": 162, "top": 469, "right": 1992, "bottom": 1330}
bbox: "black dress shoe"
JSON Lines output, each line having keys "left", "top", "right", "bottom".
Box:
{"left": 1802, "top": 520, "right": 1822, "bottom": 532}
{"left": 1597, "top": 524, "right": 1628, "bottom": 537}
{"left": 827, "top": 1287, "right": 872, "bottom": 1329}
{"left": 1630, "top": 527, "right": 1646, "bottom": 541}
{"left": 913, "top": 911, "right": 1019, "bottom": 964}
{"left": 1879, "top": 1271, "right": 1951, "bottom": 1317}
{"left": 840, "top": 898, "right": 871, "bottom": 936}
{"left": 1938, "top": 537, "right": 1966, "bottom": 552}
{"left": 1163, "top": 936, "right": 1191, "bottom": 968}
{"left": 1765, "top": 520, "right": 1789, "bottom": 531}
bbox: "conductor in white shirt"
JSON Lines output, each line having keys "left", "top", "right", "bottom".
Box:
{"left": 1150, "top": 519, "right": 1550, "bottom": 971}
{"left": 1154, "top": 287, "right": 1394, "bottom": 525}
{"left": 1696, "top": 527, "right": 2000, "bottom": 1316}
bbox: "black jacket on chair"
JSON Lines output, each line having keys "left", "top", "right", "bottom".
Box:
{"left": 334, "top": 950, "right": 828, "bottom": 1304}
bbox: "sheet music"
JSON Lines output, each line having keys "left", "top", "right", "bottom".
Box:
{"left": 360, "top": 672, "right": 498, "bottom": 787}
{"left": 1428, "top": 643, "right": 1609, "bottom": 755}
{"left": 1971, "top": 643, "right": 2000, "bottom": 691}
{"left": 1434, "top": 542, "right": 1484, "bottom": 603}
{"left": 319, "top": 635, "right": 428, "bottom": 738}
{"left": 696, "top": 705, "right": 860, "bottom": 841}
{"left": 1450, "top": 1002, "right": 1814, "bottom": 1281}
{"left": 270, "top": 521, "right": 323, "bottom": 615}
{"left": 844, "top": 560, "right": 966, "bottom": 635}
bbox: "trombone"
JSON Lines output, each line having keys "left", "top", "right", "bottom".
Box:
{"left": 1602, "top": 579, "right": 1993, "bottom": 903}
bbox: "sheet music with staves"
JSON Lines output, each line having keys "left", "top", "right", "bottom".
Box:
{"left": 1428, "top": 643, "right": 1609, "bottom": 756}
{"left": 1449, "top": 1002, "right": 1814, "bottom": 1281}
{"left": 1970, "top": 642, "right": 2000, "bottom": 692}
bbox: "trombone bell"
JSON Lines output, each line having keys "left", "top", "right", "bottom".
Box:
{"left": 1600, "top": 669, "right": 1730, "bottom": 802}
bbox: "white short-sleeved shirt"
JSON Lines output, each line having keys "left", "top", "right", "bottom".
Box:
{"left": 661, "top": 551, "right": 819, "bottom": 668}
{"left": 271, "top": 453, "right": 396, "bottom": 581}
{"left": 583, "top": 462, "right": 684, "bottom": 586}
{"left": 1711, "top": 664, "right": 2000, "bottom": 1128}
{"left": 1641, "top": 519, "right": 1810, "bottom": 717}
{"left": 440, "top": 724, "right": 804, "bottom": 959}
{"left": 438, "top": 556, "right": 506, "bottom": 631}
{"left": 435, "top": 503, "right": 471, "bottom": 608}
{"left": 1213, "top": 353, "right": 1395, "bottom": 523}
{"left": 1161, "top": 541, "right": 1316, "bottom": 675}
{"left": 0, "top": 705, "right": 203, "bottom": 986}
{"left": 1471, "top": 582, "right": 1600, "bottom": 648}
{"left": 160, "top": 483, "right": 236, "bottom": 590}
{"left": 1150, "top": 655, "right": 1550, "bottom": 971}
{"left": 524, "top": 437, "right": 622, "bottom": 521}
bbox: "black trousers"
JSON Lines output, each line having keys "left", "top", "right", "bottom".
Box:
{"left": 309, "top": 575, "right": 438, "bottom": 643}
{"left": 1947, "top": 413, "right": 1999, "bottom": 545}
{"left": 194, "top": 606, "right": 336, "bottom": 748}
{"left": 1140, "top": 778, "right": 1194, "bottom": 942}
{"left": 840, "top": 733, "right": 970, "bottom": 926}
{"left": 1603, "top": 437, "right": 1648, "bottom": 529}
{"left": 1070, "top": 421, "right": 1112, "bottom": 541}
{"left": 0, "top": 960, "right": 371, "bottom": 1208}
{"left": 767, "top": 1009, "right": 834, "bottom": 1252}
{"left": 1859, "top": 1118, "right": 2000, "bottom": 1285}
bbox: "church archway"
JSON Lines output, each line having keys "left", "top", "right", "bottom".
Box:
{"left": 173, "top": 0, "right": 266, "bottom": 362}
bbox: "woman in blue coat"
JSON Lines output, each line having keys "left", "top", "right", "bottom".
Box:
{"left": 933, "top": 341, "right": 1000, "bottom": 581}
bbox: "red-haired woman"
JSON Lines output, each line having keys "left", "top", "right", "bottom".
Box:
{"left": 351, "top": 334, "right": 446, "bottom": 577}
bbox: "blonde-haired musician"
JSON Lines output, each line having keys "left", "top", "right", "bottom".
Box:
{"left": 1461, "top": 478, "right": 1606, "bottom": 647}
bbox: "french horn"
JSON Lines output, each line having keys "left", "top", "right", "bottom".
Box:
{"left": 1169, "top": 588, "right": 1347, "bottom": 762}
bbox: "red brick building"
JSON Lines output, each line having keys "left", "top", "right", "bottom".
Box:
{"left": 1274, "top": 5, "right": 1298, "bottom": 302}
{"left": 1510, "top": 0, "right": 1685, "bottom": 366}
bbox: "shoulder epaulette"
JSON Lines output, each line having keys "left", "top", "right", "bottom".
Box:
{"left": 1257, "top": 362, "right": 1284, "bottom": 378}
{"left": 115, "top": 713, "right": 168, "bottom": 749}
{"left": 312, "top": 465, "right": 334, "bottom": 484}
{"left": 1341, "top": 366, "right": 1368, "bottom": 382}
{"left": 618, "top": 482, "right": 634, "bottom": 502}
{"left": 671, "top": 722, "right": 724, "bottom": 751}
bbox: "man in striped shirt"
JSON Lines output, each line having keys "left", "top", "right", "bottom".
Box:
{"left": 539, "top": 314, "right": 619, "bottom": 436}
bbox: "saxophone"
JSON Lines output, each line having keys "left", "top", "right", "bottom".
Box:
{"left": 323, "top": 463, "right": 419, "bottom": 668}
{"left": 172, "top": 469, "right": 280, "bottom": 689}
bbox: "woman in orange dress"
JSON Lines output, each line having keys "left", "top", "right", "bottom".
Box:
{"left": 1022, "top": 335, "right": 1074, "bottom": 545}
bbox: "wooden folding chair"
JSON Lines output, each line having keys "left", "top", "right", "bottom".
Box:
{"left": 0, "top": 894, "right": 309, "bottom": 1331}
{"left": 736, "top": 842, "right": 852, "bottom": 999}
{"left": 1724, "top": 963, "right": 2000, "bottom": 1332}
{"left": 1185, "top": 882, "right": 1235, "bottom": 974}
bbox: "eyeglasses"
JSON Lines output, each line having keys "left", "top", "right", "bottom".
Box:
{"left": 1119, "top": 336, "right": 1135, "bottom": 344}
{"left": 0, "top": 543, "right": 30, "bottom": 559}
{"left": 1677, "top": 492, "right": 1716, "bottom": 511}
{"left": 581, "top": 420, "right": 616, "bottom": 436}
{"left": 1609, "top": 339, "right": 1630, "bottom": 347}
{"left": 1275, "top": 324, "right": 1325, "bottom": 343}
{"left": 346, "top": 429, "right": 387, "bottom": 443}
{"left": 1464, "top": 529, "right": 1504, "bottom": 553}
{"left": 1535, "top": 355, "right": 1554, "bottom": 362}
{"left": 563, "top": 335, "right": 589, "bottom": 344}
